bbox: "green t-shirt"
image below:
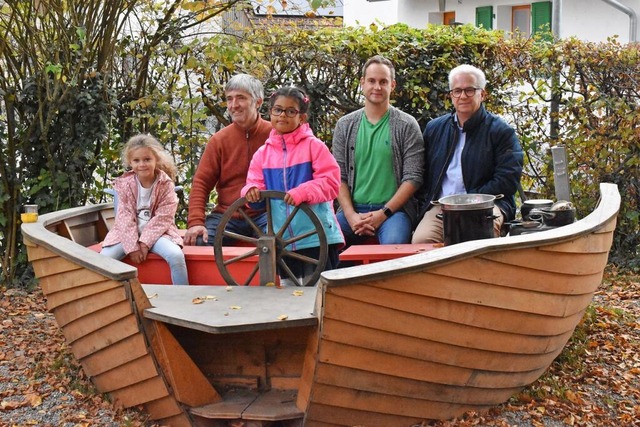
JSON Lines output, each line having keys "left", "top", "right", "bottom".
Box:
{"left": 352, "top": 112, "right": 396, "bottom": 204}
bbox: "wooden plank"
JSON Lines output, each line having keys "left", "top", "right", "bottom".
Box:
{"left": 62, "top": 300, "right": 132, "bottom": 343}
{"left": 32, "top": 256, "right": 84, "bottom": 280}
{"left": 40, "top": 268, "right": 111, "bottom": 297}
{"left": 143, "top": 395, "right": 185, "bottom": 423}
{"left": 431, "top": 252, "right": 606, "bottom": 294}
{"left": 24, "top": 244, "right": 57, "bottom": 261}
{"left": 322, "top": 292, "right": 576, "bottom": 355}
{"left": 149, "top": 319, "right": 221, "bottom": 407}
{"left": 333, "top": 284, "right": 586, "bottom": 336}
{"left": 270, "top": 376, "right": 300, "bottom": 390}
{"left": 313, "top": 363, "right": 522, "bottom": 405}
{"left": 45, "top": 279, "right": 122, "bottom": 310}
{"left": 109, "top": 376, "right": 170, "bottom": 408}
{"left": 320, "top": 318, "right": 564, "bottom": 373}
{"left": 309, "top": 382, "right": 496, "bottom": 421}
{"left": 92, "top": 355, "right": 159, "bottom": 392}
{"left": 52, "top": 286, "right": 128, "bottom": 328}
{"left": 68, "top": 314, "right": 140, "bottom": 359}
{"left": 303, "top": 403, "right": 466, "bottom": 427}
{"left": 142, "top": 285, "right": 318, "bottom": 334}
{"left": 341, "top": 270, "right": 597, "bottom": 318}
{"left": 316, "top": 339, "right": 548, "bottom": 389}
{"left": 190, "top": 389, "right": 257, "bottom": 419}
{"left": 79, "top": 334, "right": 149, "bottom": 377}
{"left": 339, "top": 243, "right": 437, "bottom": 264}
{"left": 242, "top": 389, "right": 303, "bottom": 421}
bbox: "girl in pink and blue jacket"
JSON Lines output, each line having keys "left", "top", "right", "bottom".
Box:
{"left": 241, "top": 87, "right": 344, "bottom": 285}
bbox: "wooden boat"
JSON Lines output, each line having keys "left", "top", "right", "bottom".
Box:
{"left": 21, "top": 183, "right": 620, "bottom": 427}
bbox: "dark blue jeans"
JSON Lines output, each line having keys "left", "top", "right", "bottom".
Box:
{"left": 336, "top": 203, "right": 412, "bottom": 247}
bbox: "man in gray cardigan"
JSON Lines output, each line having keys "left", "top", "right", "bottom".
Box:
{"left": 333, "top": 55, "right": 424, "bottom": 247}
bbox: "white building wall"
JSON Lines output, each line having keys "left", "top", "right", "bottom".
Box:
{"left": 343, "top": 0, "right": 640, "bottom": 43}
{"left": 343, "top": 0, "right": 400, "bottom": 27}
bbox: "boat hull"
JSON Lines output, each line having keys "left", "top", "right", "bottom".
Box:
{"left": 21, "top": 183, "right": 620, "bottom": 426}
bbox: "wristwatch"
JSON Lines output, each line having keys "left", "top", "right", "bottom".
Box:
{"left": 382, "top": 206, "right": 393, "bottom": 218}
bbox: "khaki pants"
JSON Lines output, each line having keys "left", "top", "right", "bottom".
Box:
{"left": 412, "top": 204, "right": 504, "bottom": 244}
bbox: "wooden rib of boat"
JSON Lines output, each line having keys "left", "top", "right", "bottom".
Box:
{"left": 20, "top": 183, "right": 620, "bottom": 427}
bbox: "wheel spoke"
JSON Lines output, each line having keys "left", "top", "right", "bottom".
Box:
{"left": 282, "top": 249, "right": 320, "bottom": 266}
{"left": 277, "top": 257, "right": 302, "bottom": 286}
{"left": 238, "top": 206, "right": 265, "bottom": 237}
{"left": 223, "top": 247, "right": 259, "bottom": 266}
{"left": 266, "top": 199, "right": 275, "bottom": 235}
{"left": 242, "top": 263, "right": 260, "bottom": 286}
{"left": 275, "top": 204, "right": 302, "bottom": 239}
{"left": 223, "top": 230, "right": 258, "bottom": 245}
{"left": 284, "top": 228, "right": 319, "bottom": 246}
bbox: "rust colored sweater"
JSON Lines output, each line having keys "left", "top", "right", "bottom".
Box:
{"left": 187, "top": 118, "right": 272, "bottom": 228}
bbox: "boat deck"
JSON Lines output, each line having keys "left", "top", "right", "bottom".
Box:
{"left": 142, "top": 284, "right": 319, "bottom": 334}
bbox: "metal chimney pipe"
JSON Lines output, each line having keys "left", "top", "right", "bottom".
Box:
{"left": 600, "top": 0, "right": 638, "bottom": 42}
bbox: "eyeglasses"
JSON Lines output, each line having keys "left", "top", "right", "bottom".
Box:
{"left": 449, "top": 87, "right": 481, "bottom": 98}
{"left": 271, "top": 107, "right": 300, "bottom": 118}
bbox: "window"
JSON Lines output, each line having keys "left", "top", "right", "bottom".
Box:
{"left": 512, "top": 5, "right": 531, "bottom": 36}
{"left": 476, "top": 6, "right": 493, "bottom": 29}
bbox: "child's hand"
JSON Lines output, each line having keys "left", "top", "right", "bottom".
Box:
{"left": 139, "top": 242, "right": 149, "bottom": 261}
{"left": 129, "top": 250, "right": 144, "bottom": 264}
{"left": 245, "top": 187, "right": 261, "bottom": 203}
{"left": 284, "top": 193, "right": 297, "bottom": 206}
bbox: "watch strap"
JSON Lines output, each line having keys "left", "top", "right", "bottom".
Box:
{"left": 382, "top": 206, "right": 393, "bottom": 218}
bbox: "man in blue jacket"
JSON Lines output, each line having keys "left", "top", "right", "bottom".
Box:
{"left": 412, "top": 64, "right": 523, "bottom": 243}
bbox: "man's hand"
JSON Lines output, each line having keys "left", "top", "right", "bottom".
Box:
{"left": 347, "top": 211, "right": 376, "bottom": 236}
{"left": 184, "top": 225, "right": 207, "bottom": 245}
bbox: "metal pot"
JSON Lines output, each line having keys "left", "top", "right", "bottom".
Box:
{"left": 520, "top": 199, "right": 554, "bottom": 220}
{"left": 528, "top": 202, "right": 576, "bottom": 227}
{"left": 434, "top": 194, "right": 502, "bottom": 245}
{"left": 433, "top": 193, "right": 503, "bottom": 211}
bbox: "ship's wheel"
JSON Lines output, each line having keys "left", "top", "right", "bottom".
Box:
{"left": 213, "top": 191, "right": 328, "bottom": 286}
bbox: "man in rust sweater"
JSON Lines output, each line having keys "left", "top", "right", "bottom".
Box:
{"left": 185, "top": 74, "right": 272, "bottom": 246}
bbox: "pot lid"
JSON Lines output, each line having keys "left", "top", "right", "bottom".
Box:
{"left": 437, "top": 193, "right": 499, "bottom": 210}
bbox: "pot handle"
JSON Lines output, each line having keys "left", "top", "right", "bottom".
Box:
{"left": 494, "top": 194, "right": 504, "bottom": 200}
{"left": 431, "top": 200, "right": 441, "bottom": 206}
{"left": 436, "top": 213, "right": 443, "bottom": 220}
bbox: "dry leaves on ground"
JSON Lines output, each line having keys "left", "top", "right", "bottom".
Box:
{"left": 0, "top": 267, "right": 638, "bottom": 427}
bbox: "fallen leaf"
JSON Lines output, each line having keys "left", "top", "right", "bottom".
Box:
{"left": 192, "top": 297, "right": 204, "bottom": 304}
{"left": 278, "top": 314, "right": 288, "bottom": 320}
{"left": 229, "top": 305, "right": 241, "bottom": 310}
{"left": 292, "top": 290, "right": 304, "bottom": 296}
{"left": 225, "top": 286, "right": 233, "bottom": 291}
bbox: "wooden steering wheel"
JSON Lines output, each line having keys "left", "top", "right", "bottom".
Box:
{"left": 213, "top": 190, "right": 328, "bottom": 286}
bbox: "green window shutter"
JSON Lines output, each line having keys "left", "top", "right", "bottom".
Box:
{"left": 476, "top": 6, "right": 493, "bottom": 29}
{"left": 532, "top": 1, "right": 552, "bottom": 35}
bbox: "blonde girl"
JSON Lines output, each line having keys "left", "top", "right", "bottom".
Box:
{"left": 101, "top": 134, "right": 188, "bottom": 285}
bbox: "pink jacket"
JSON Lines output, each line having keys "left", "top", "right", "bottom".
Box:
{"left": 102, "top": 170, "right": 183, "bottom": 254}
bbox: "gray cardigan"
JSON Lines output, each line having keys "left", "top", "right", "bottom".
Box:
{"left": 332, "top": 106, "right": 424, "bottom": 224}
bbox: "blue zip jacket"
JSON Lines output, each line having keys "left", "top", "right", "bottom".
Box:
{"left": 419, "top": 104, "right": 524, "bottom": 221}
